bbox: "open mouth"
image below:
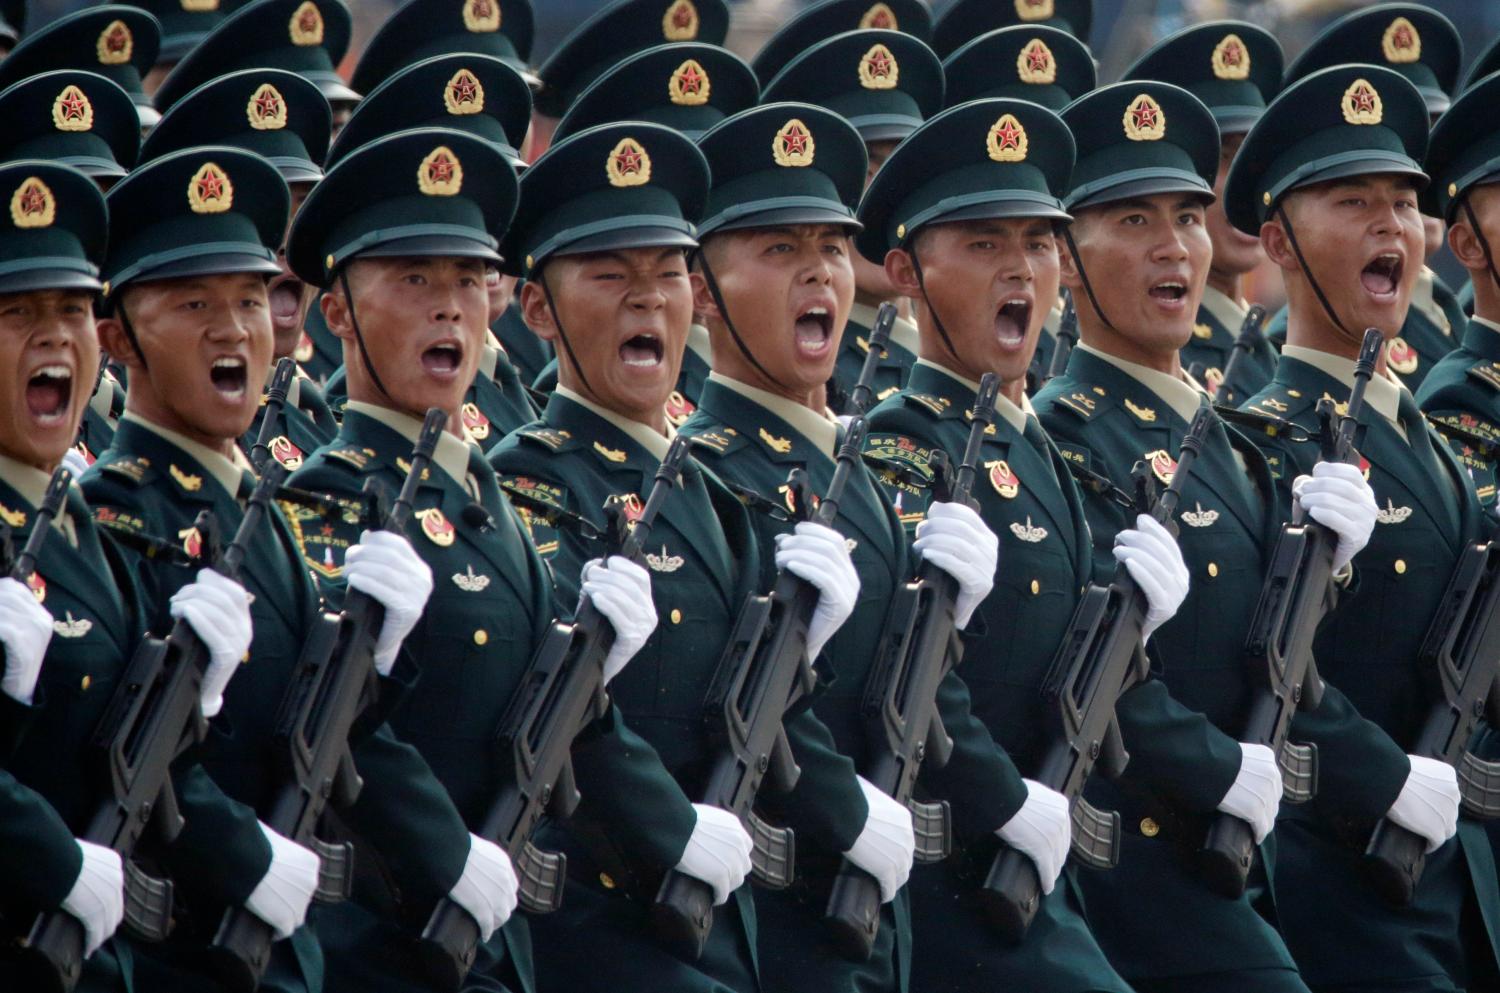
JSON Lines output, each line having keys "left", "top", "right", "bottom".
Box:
{"left": 210, "top": 356, "right": 248, "bottom": 399}
{"left": 620, "top": 333, "right": 664, "bottom": 368}
{"left": 26, "top": 364, "right": 72, "bottom": 425}
{"left": 995, "top": 299, "right": 1032, "bottom": 347}
{"left": 421, "top": 342, "right": 463, "bottom": 376}
{"left": 794, "top": 305, "right": 833, "bottom": 354}
{"left": 1361, "top": 253, "right": 1403, "bottom": 299}
{"left": 1148, "top": 280, "right": 1188, "bottom": 305}
{"left": 268, "top": 276, "right": 305, "bottom": 332}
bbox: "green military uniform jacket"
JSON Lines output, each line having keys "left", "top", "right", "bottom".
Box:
{"left": 0, "top": 461, "right": 145, "bottom": 993}
{"left": 1034, "top": 345, "right": 1306, "bottom": 985}
{"left": 1182, "top": 285, "right": 1279, "bottom": 405}
{"left": 1239, "top": 351, "right": 1500, "bottom": 990}
{"left": 1026, "top": 296, "right": 1064, "bottom": 394}
{"left": 240, "top": 365, "right": 339, "bottom": 474}
{"left": 530, "top": 324, "right": 713, "bottom": 429}
{"left": 74, "top": 369, "right": 126, "bottom": 466}
{"left": 829, "top": 300, "right": 919, "bottom": 416}
{"left": 1416, "top": 316, "right": 1500, "bottom": 509}
{"left": 490, "top": 390, "right": 761, "bottom": 993}
{"left": 863, "top": 360, "right": 1132, "bottom": 993}
{"left": 288, "top": 406, "right": 552, "bottom": 993}
{"left": 492, "top": 300, "right": 554, "bottom": 389}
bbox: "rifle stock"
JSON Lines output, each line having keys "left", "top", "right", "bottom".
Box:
{"left": 1044, "top": 292, "right": 1077, "bottom": 385}
{"left": 249, "top": 358, "right": 297, "bottom": 473}
{"left": 1212, "top": 305, "right": 1267, "bottom": 407}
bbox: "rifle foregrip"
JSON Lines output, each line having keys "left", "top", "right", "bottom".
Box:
{"left": 651, "top": 869, "right": 715, "bottom": 961}
{"left": 416, "top": 897, "right": 482, "bottom": 993}
{"left": 823, "top": 861, "right": 883, "bottom": 962}
{"left": 1198, "top": 813, "right": 1256, "bottom": 898}
{"left": 204, "top": 907, "right": 275, "bottom": 993}
{"left": 20, "top": 909, "right": 86, "bottom": 993}
{"left": 979, "top": 845, "right": 1042, "bottom": 945}
{"left": 1364, "top": 817, "right": 1427, "bottom": 906}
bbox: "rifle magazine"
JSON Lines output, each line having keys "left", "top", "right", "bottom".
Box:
{"left": 312, "top": 837, "right": 354, "bottom": 903}
{"left": 120, "top": 861, "right": 174, "bottom": 942}
{"left": 1459, "top": 751, "right": 1500, "bottom": 819}
{"left": 747, "top": 812, "right": 795, "bottom": 888}
{"left": 1069, "top": 799, "right": 1119, "bottom": 870}
{"left": 908, "top": 798, "right": 951, "bottom": 863}
{"left": 516, "top": 841, "right": 566, "bottom": 914}
{"left": 1279, "top": 741, "right": 1319, "bottom": 804}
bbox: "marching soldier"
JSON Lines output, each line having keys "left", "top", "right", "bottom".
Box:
{"left": 1121, "top": 22, "right": 1283, "bottom": 405}
{"left": 1225, "top": 63, "right": 1500, "bottom": 992}
{"left": 1031, "top": 80, "right": 1378, "bottom": 993}
{"left": 760, "top": 29, "right": 944, "bottom": 413}
{"left": 131, "top": 0, "right": 240, "bottom": 95}
{"left": 854, "top": 96, "right": 1133, "bottom": 993}
{"left": 0, "top": 5, "right": 164, "bottom": 131}
{"left": 929, "top": 0, "right": 1093, "bottom": 58}
{"left": 748, "top": 0, "right": 933, "bottom": 89}
{"left": 489, "top": 122, "right": 793, "bottom": 993}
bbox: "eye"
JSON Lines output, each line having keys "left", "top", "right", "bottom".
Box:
{"left": 242, "top": 297, "right": 263, "bottom": 308}
{"left": 765, "top": 242, "right": 795, "bottom": 255}
{"left": 1178, "top": 212, "right": 1201, "bottom": 226}
{"left": 183, "top": 299, "right": 207, "bottom": 311}
{"left": 458, "top": 275, "right": 480, "bottom": 288}
{"left": 970, "top": 240, "right": 996, "bottom": 251}
{"left": 403, "top": 272, "right": 427, "bottom": 286}
{"left": 0, "top": 305, "right": 24, "bottom": 317}
{"left": 1340, "top": 197, "right": 1365, "bottom": 208}
{"left": 822, "top": 242, "right": 845, "bottom": 257}
{"left": 1121, "top": 214, "right": 1146, "bottom": 226}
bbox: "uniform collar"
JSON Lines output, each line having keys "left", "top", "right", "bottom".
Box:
{"left": 121, "top": 411, "right": 249, "bottom": 496}
{"left": 913, "top": 357, "right": 1036, "bottom": 435}
{"left": 1077, "top": 342, "right": 1203, "bottom": 423}
{"left": 706, "top": 371, "right": 838, "bottom": 456}
{"left": 555, "top": 385, "right": 673, "bottom": 460}
{"left": 1473, "top": 315, "right": 1500, "bottom": 338}
{"left": 1411, "top": 266, "right": 1438, "bottom": 322}
{"left": 0, "top": 451, "right": 60, "bottom": 517}
{"left": 1280, "top": 345, "right": 1404, "bottom": 428}
{"left": 849, "top": 299, "right": 921, "bottom": 356}
{"left": 477, "top": 341, "right": 501, "bottom": 381}
{"left": 344, "top": 401, "right": 475, "bottom": 486}
{"left": 686, "top": 322, "right": 712, "bottom": 365}
{"left": 1200, "top": 284, "right": 1248, "bottom": 331}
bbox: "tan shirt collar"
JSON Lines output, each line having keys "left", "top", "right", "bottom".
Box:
{"left": 914, "top": 358, "right": 1037, "bottom": 436}
{"left": 1077, "top": 343, "right": 1203, "bottom": 423}
{"left": 1200, "top": 285, "right": 1247, "bottom": 331}
{"left": 556, "top": 386, "right": 673, "bottom": 460}
{"left": 849, "top": 300, "right": 920, "bottom": 356}
{"left": 345, "top": 401, "right": 475, "bottom": 486}
{"left": 708, "top": 371, "right": 838, "bottom": 456}
{"left": 686, "top": 323, "right": 711, "bottom": 364}
{"left": 1281, "top": 344, "right": 1404, "bottom": 428}
{"left": 0, "top": 451, "right": 76, "bottom": 539}
{"left": 123, "top": 412, "right": 250, "bottom": 496}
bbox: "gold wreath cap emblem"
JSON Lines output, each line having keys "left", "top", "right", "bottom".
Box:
{"left": 669, "top": 58, "right": 711, "bottom": 106}
{"left": 247, "top": 82, "right": 288, "bottom": 130}
{"left": 1015, "top": 0, "right": 1053, "bottom": 22}
{"left": 52, "top": 84, "right": 94, "bottom": 133}
{"left": 606, "top": 137, "right": 651, "bottom": 187}
{"left": 773, "top": 118, "right": 815, "bottom": 167}
{"left": 860, "top": 2, "right": 896, "bottom": 30}
{"left": 1017, "top": 38, "right": 1056, "bottom": 85}
{"left": 97, "top": 20, "right": 133, "bottom": 65}
{"left": 418, "top": 146, "right": 463, "bottom": 196}
{"left": 859, "top": 43, "right": 899, "bottom": 90}
{"left": 987, "top": 113, "right": 1029, "bottom": 163}
{"left": 1211, "top": 33, "right": 1250, "bottom": 81}
{"left": 444, "top": 68, "right": 486, "bottom": 115}
{"left": 463, "top": 0, "right": 501, "bottom": 33}
{"left": 181, "top": 0, "right": 220, "bottom": 11}
{"left": 1382, "top": 16, "right": 1420, "bottom": 64}
{"left": 1341, "top": 78, "right": 1383, "bottom": 125}
{"left": 289, "top": 1, "right": 324, "bottom": 45}
{"left": 1123, "top": 93, "right": 1166, "bottom": 141}
{"left": 663, "top": 0, "right": 699, "bottom": 41}
{"left": 188, "top": 162, "right": 233, "bottom": 214}
{"left": 11, "top": 178, "right": 56, "bottom": 230}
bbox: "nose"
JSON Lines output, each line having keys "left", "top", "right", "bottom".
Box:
{"left": 627, "top": 271, "right": 667, "bottom": 311}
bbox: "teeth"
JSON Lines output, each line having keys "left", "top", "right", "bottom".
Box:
{"left": 1157, "top": 282, "right": 1184, "bottom": 290}
{"left": 35, "top": 365, "right": 69, "bottom": 378}
{"left": 213, "top": 357, "right": 245, "bottom": 369}
{"left": 804, "top": 307, "right": 828, "bottom": 317}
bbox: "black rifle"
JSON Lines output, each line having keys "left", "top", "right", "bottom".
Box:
{"left": 1045, "top": 291, "right": 1077, "bottom": 385}
{"left": 19, "top": 462, "right": 288, "bottom": 993}
{"left": 1197, "top": 327, "right": 1381, "bottom": 897}
{"left": 822, "top": 373, "right": 1000, "bottom": 961}
{"left": 203, "top": 408, "right": 447, "bottom": 993}
{"left": 415, "top": 435, "right": 692, "bottom": 992}
{"left": 980, "top": 407, "right": 1214, "bottom": 943}
{"left": 249, "top": 358, "right": 297, "bottom": 473}
{"left": 1213, "top": 305, "right": 1268, "bottom": 408}
{"left": 650, "top": 304, "right": 897, "bottom": 960}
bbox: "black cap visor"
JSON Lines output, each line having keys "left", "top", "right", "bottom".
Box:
{"left": 352, "top": 233, "right": 502, "bottom": 265}
{"left": 0, "top": 265, "right": 102, "bottom": 295}
{"left": 1066, "top": 170, "right": 1215, "bottom": 211}
{"left": 702, "top": 201, "right": 861, "bottom": 238}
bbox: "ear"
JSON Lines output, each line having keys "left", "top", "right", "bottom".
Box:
{"left": 1447, "top": 211, "right": 1492, "bottom": 274}
{"left": 95, "top": 313, "right": 143, "bottom": 373}
{"left": 884, "top": 247, "right": 921, "bottom": 299}
{"left": 1056, "top": 227, "right": 1083, "bottom": 290}
{"left": 518, "top": 277, "right": 560, "bottom": 343}
{"left": 320, "top": 280, "right": 355, "bottom": 342}
{"left": 1260, "top": 216, "right": 1300, "bottom": 274}
{"left": 690, "top": 254, "right": 720, "bottom": 320}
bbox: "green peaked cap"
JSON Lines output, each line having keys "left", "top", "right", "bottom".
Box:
{"left": 352, "top": 0, "right": 536, "bottom": 94}
{"left": 751, "top": 0, "right": 932, "bottom": 86}
{"left": 0, "top": 6, "right": 162, "bottom": 129}
{"left": 1121, "top": 20, "right": 1281, "bottom": 135}
{"left": 1284, "top": 3, "right": 1459, "bottom": 116}
{"left": 931, "top": 0, "right": 1092, "bottom": 57}
{"left": 555, "top": 42, "right": 758, "bottom": 143}
{"left": 0, "top": 161, "right": 107, "bottom": 294}
{"left": 0, "top": 70, "right": 140, "bottom": 180}
{"left": 1060, "top": 80, "right": 1217, "bottom": 212}
{"left": 942, "top": 24, "right": 1093, "bottom": 111}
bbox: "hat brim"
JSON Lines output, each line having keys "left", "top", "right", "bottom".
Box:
{"left": 702, "top": 204, "right": 862, "bottom": 238}
{"left": 353, "top": 233, "right": 502, "bottom": 265}
{"left": 309, "top": 74, "right": 362, "bottom": 106}
{"left": 1212, "top": 106, "right": 1264, "bottom": 136}
{"left": 553, "top": 225, "right": 699, "bottom": 259}
{"left": 1067, "top": 172, "right": 1215, "bottom": 211}
{"left": 62, "top": 157, "right": 130, "bottom": 181}
{"left": 1278, "top": 152, "right": 1429, "bottom": 203}
{"left": 0, "top": 267, "right": 102, "bottom": 295}
{"left": 130, "top": 252, "right": 282, "bottom": 285}
{"left": 136, "top": 103, "right": 161, "bottom": 130}
{"left": 926, "top": 199, "right": 1072, "bottom": 226}
{"left": 854, "top": 117, "right": 921, "bottom": 143}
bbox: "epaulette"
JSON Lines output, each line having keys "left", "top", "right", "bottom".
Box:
{"left": 901, "top": 392, "right": 957, "bottom": 418}
{"left": 1050, "top": 383, "right": 1110, "bottom": 421}
{"left": 1243, "top": 383, "right": 1314, "bottom": 423}
{"left": 1465, "top": 362, "right": 1500, "bottom": 393}
{"left": 322, "top": 446, "right": 378, "bottom": 470}
{"left": 516, "top": 426, "right": 577, "bottom": 452}
{"left": 94, "top": 453, "right": 155, "bottom": 486}
{"left": 681, "top": 424, "right": 746, "bottom": 457}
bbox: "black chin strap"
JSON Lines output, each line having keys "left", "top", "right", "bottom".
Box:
{"left": 1061, "top": 227, "right": 1118, "bottom": 334}
{"left": 695, "top": 249, "right": 785, "bottom": 391}
{"left": 1274, "top": 203, "right": 1356, "bottom": 343}
{"left": 115, "top": 301, "right": 148, "bottom": 373}
{"left": 1460, "top": 197, "right": 1500, "bottom": 293}
{"left": 906, "top": 242, "right": 961, "bottom": 364}
{"left": 536, "top": 268, "right": 597, "bottom": 398}
{"left": 339, "top": 267, "right": 393, "bottom": 402}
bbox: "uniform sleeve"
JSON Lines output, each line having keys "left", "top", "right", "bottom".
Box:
{"left": 159, "top": 762, "right": 274, "bottom": 909}
{"left": 918, "top": 670, "right": 1030, "bottom": 836}
{"left": 0, "top": 769, "right": 84, "bottom": 911}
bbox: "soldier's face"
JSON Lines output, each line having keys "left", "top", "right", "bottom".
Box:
{"left": 889, "top": 218, "right": 1059, "bottom": 391}
{"left": 326, "top": 256, "right": 488, "bottom": 426}
{"left": 695, "top": 225, "right": 855, "bottom": 397}
{"left": 1267, "top": 176, "right": 1424, "bottom": 347}
{"left": 522, "top": 247, "right": 696, "bottom": 429}
{"left": 102, "top": 273, "right": 274, "bottom": 447}
{"left": 1063, "top": 193, "right": 1211, "bottom": 359}
{"left": 0, "top": 289, "right": 99, "bottom": 471}
{"left": 1209, "top": 133, "right": 1263, "bottom": 279}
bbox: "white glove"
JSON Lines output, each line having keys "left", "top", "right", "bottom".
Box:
{"left": 995, "top": 780, "right": 1072, "bottom": 895}
{"left": 1216, "top": 743, "right": 1284, "bottom": 844}
{"left": 1387, "top": 755, "right": 1460, "bottom": 854}
{"left": 0, "top": 575, "right": 53, "bottom": 704}
{"left": 342, "top": 529, "right": 434, "bottom": 676}
{"left": 61, "top": 448, "right": 91, "bottom": 479}
{"left": 61, "top": 840, "right": 124, "bottom": 959}
{"left": 169, "top": 568, "right": 252, "bottom": 718}
{"left": 843, "top": 776, "right": 915, "bottom": 902}
{"left": 675, "top": 803, "right": 754, "bottom": 905}
{"left": 1293, "top": 461, "right": 1378, "bottom": 572}
{"left": 243, "top": 822, "right": 320, "bottom": 940}
{"left": 913, "top": 500, "right": 998, "bottom": 628}
{"left": 580, "top": 555, "right": 657, "bottom": 685}
{"left": 447, "top": 833, "right": 519, "bottom": 942}
{"left": 774, "top": 521, "right": 859, "bottom": 661}
{"left": 1113, "top": 513, "right": 1190, "bottom": 642}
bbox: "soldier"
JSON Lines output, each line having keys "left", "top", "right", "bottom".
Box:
{"left": 1031, "top": 80, "right": 1378, "bottom": 993}
{"left": 680, "top": 98, "right": 1016, "bottom": 993}
{"left": 1121, "top": 22, "right": 1283, "bottom": 405}
{"left": 490, "top": 121, "right": 846, "bottom": 993}
{"left": 854, "top": 96, "right": 1137, "bottom": 993}
{"left": 130, "top": 0, "right": 241, "bottom": 95}
{"left": 748, "top": 0, "right": 933, "bottom": 90}
{"left": 1225, "top": 63, "right": 1500, "bottom": 993}
{"left": 283, "top": 126, "right": 657, "bottom": 993}
{"left": 0, "top": 5, "right": 164, "bottom": 131}
{"left": 1415, "top": 71, "right": 1500, "bottom": 510}
{"left": 761, "top": 29, "right": 944, "bottom": 413}
{"left": 0, "top": 160, "right": 254, "bottom": 991}
{"left": 1267, "top": 3, "right": 1467, "bottom": 392}
{"left": 137, "top": 67, "right": 339, "bottom": 467}
{"left": 937, "top": 23, "right": 1095, "bottom": 388}
{"left": 929, "top": 0, "right": 1093, "bottom": 58}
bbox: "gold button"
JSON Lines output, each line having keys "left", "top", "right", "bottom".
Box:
{"left": 896, "top": 223, "right": 906, "bottom": 240}
{"left": 1262, "top": 191, "right": 1272, "bottom": 206}
{"left": 1395, "top": 559, "right": 1407, "bottom": 575}
{"left": 1093, "top": 386, "right": 1106, "bottom": 396}
{"left": 670, "top": 608, "right": 683, "bottom": 624}
{"left": 1208, "top": 562, "right": 1219, "bottom": 578}
{"left": 474, "top": 629, "right": 489, "bottom": 646}
{"left": 1450, "top": 182, "right": 1459, "bottom": 197}
{"left": 80, "top": 675, "right": 91, "bottom": 691}
{"left": 1140, "top": 817, "right": 1160, "bottom": 838}
{"left": 1030, "top": 579, "right": 1040, "bottom": 595}
{"left": 1287, "top": 389, "right": 1301, "bottom": 398}
{"left": 599, "top": 872, "right": 616, "bottom": 889}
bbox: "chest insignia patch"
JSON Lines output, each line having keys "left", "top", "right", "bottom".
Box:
{"left": 645, "top": 544, "right": 685, "bottom": 573}
{"left": 417, "top": 507, "right": 456, "bottom": 546}
{"left": 53, "top": 611, "right": 92, "bottom": 638}
{"left": 1009, "top": 516, "right": 1047, "bottom": 543}
{"left": 1376, "top": 500, "right": 1412, "bottom": 525}
{"left": 1181, "top": 502, "right": 1219, "bottom": 527}
{"left": 452, "top": 564, "right": 490, "bottom": 591}
{"left": 987, "top": 459, "right": 1020, "bottom": 499}
{"left": 1147, "top": 449, "right": 1177, "bottom": 485}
